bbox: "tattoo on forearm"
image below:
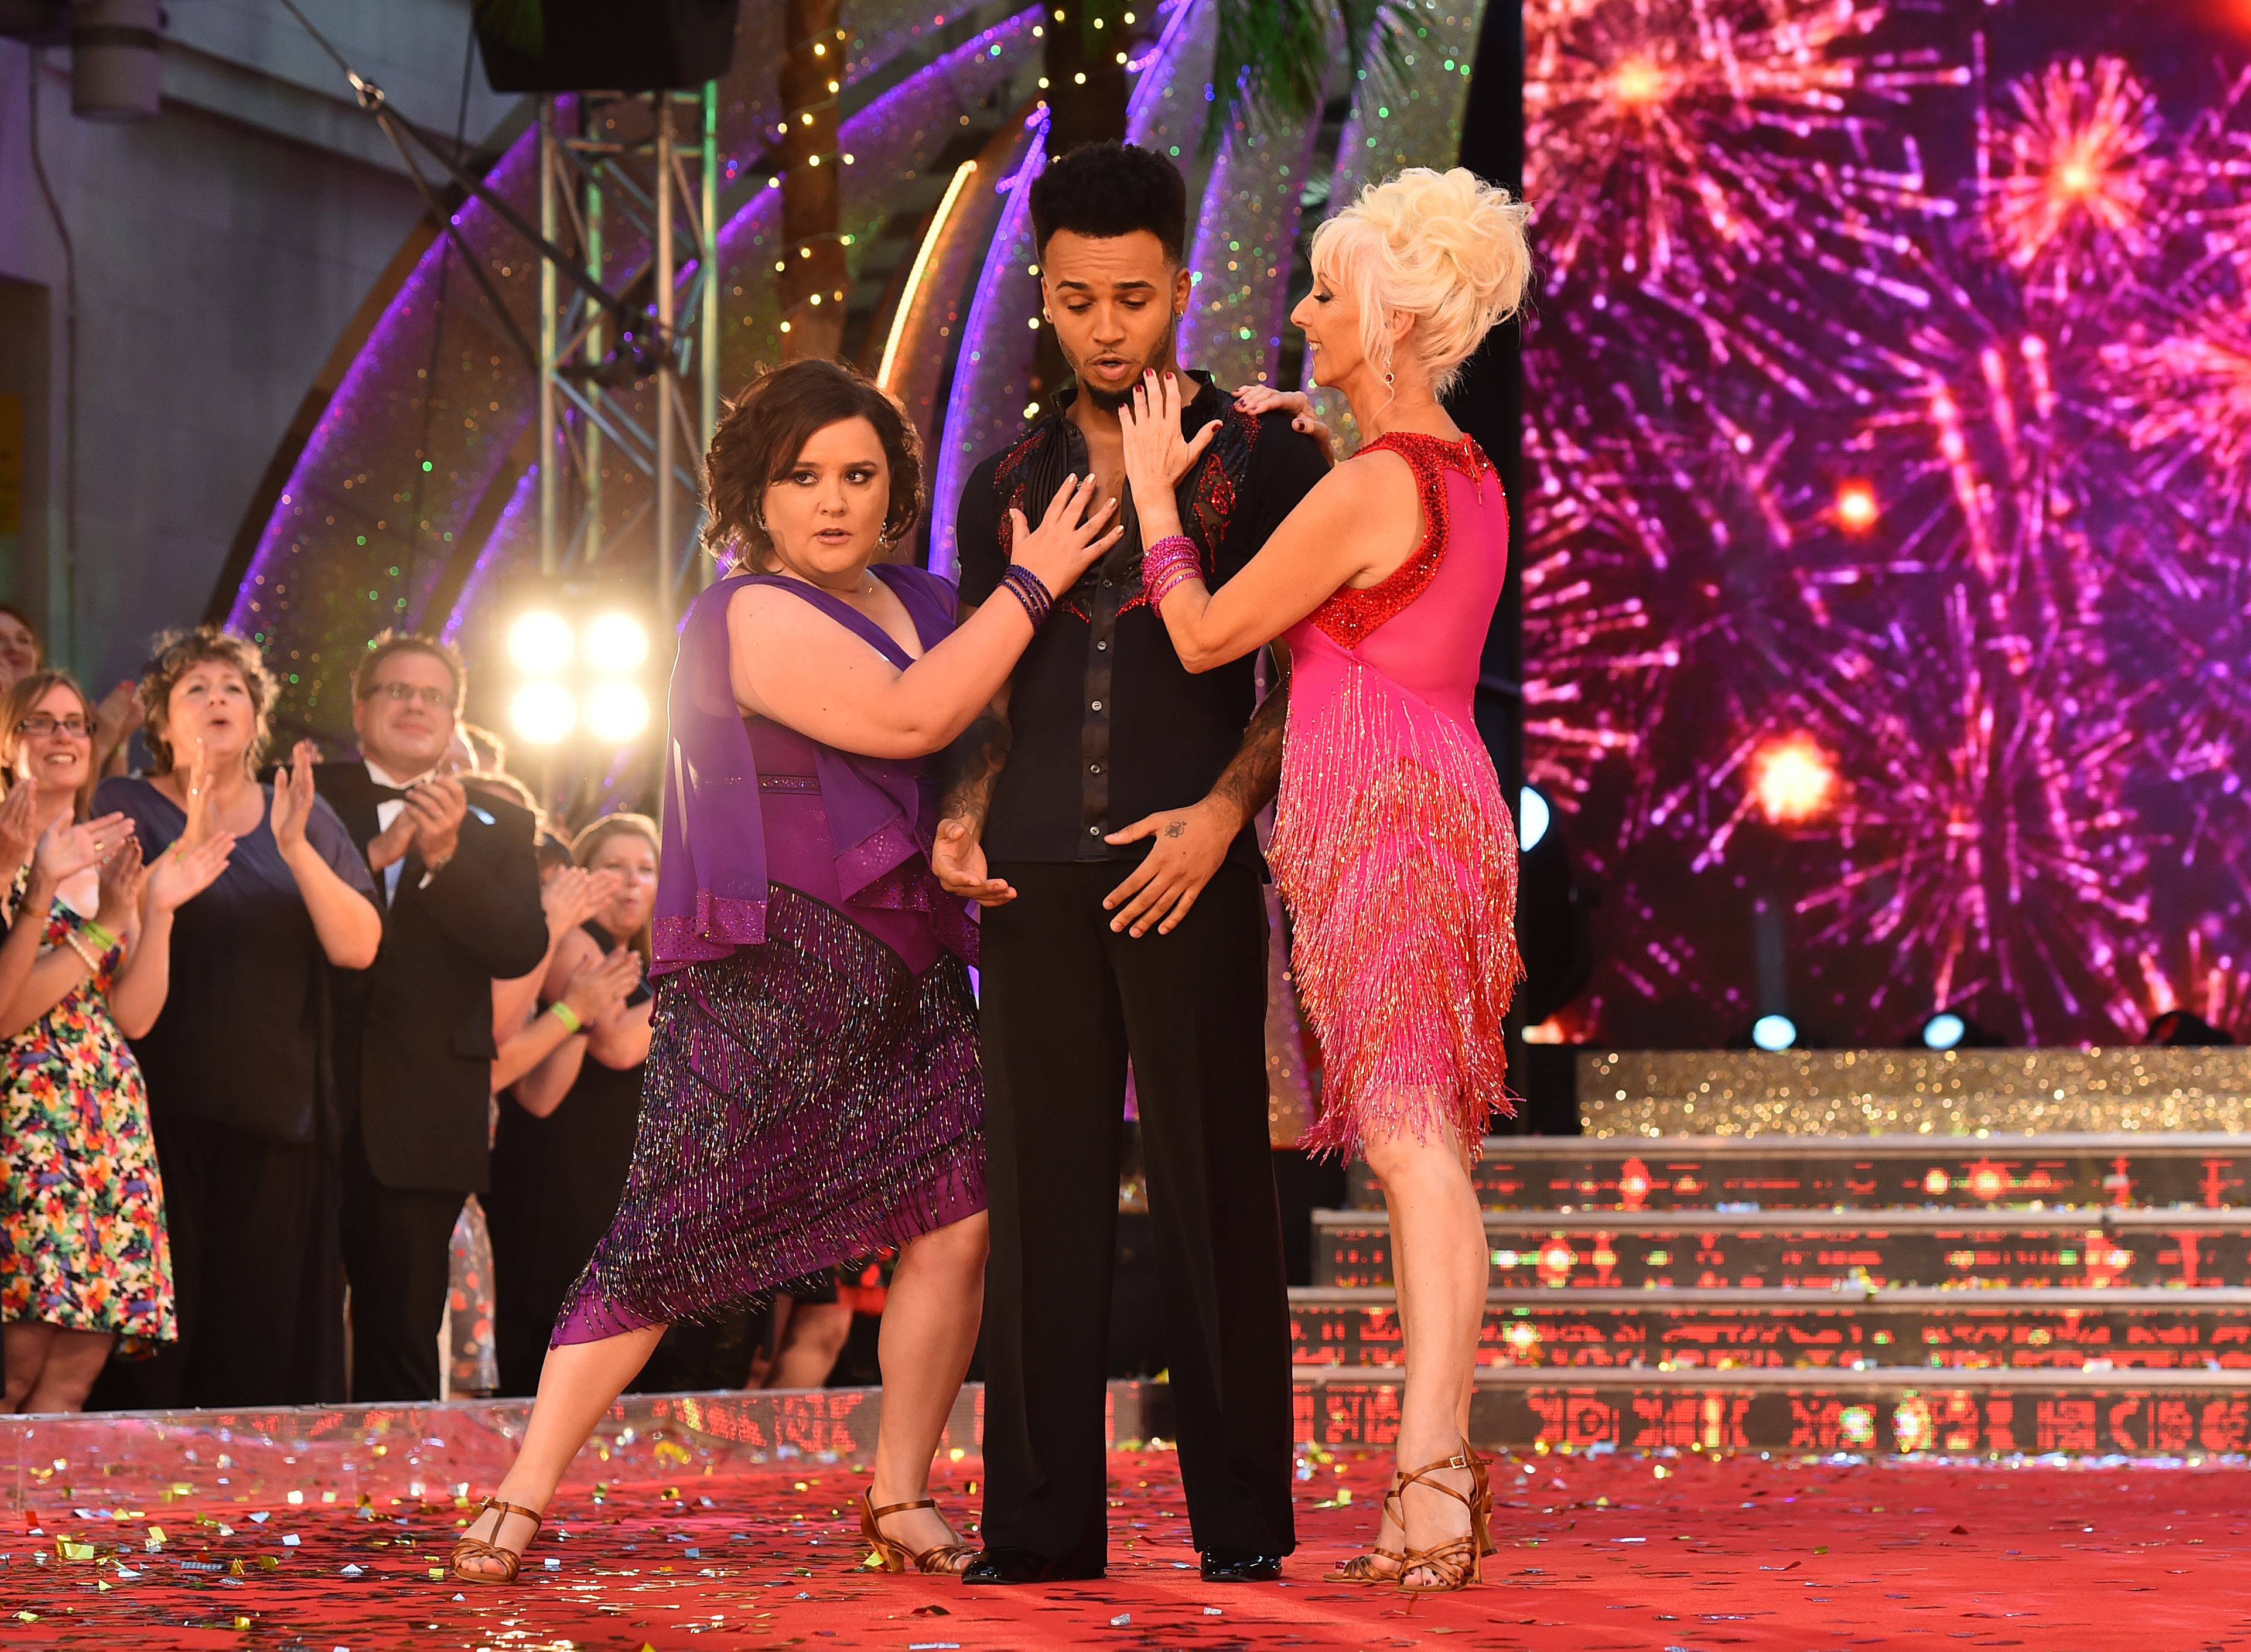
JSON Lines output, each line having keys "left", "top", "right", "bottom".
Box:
{"left": 939, "top": 711, "right": 1013, "bottom": 827}
{"left": 1210, "top": 667, "right": 1291, "bottom": 825}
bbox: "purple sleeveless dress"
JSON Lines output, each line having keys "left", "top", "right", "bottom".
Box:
{"left": 552, "top": 564, "right": 984, "bottom": 1345}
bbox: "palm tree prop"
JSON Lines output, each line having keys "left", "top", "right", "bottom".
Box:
{"left": 1206, "top": 0, "right": 1416, "bottom": 152}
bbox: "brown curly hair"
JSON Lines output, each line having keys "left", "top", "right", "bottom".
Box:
{"left": 137, "top": 626, "right": 278, "bottom": 777}
{"left": 699, "top": 359, "right": 923, "bottom": 574}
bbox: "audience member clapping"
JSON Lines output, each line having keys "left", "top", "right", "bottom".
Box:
{"left": 484, "top": 813, "right": 657, "bottom": 1397}
{"left": 91, "top": 627, "right": 381, "bottom": 1410}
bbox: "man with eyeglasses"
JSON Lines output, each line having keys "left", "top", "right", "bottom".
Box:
{"left": 311, "top": 632, "right": 548, "bottom": 1401}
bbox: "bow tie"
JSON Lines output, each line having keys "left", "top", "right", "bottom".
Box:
{"left": 370, "top": 782, "right": 415, "bottom": 803}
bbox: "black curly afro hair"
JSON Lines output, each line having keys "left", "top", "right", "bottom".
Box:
{"left": 1029, "top": 139, "right": 1188, "bottom": 265}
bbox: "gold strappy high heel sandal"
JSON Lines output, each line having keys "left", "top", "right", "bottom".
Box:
{"left": 449, "top": 1496, "right": 543, "bottom": 1585}
{"left": 860, "top": 1491, "right": 978, "bottom": 1575}
{"left": 1323, "top": 1470, "right": 1407, "bottom": 1583}
{"left": 1393, "top": 1449, "right": 1483, "bottom": 1594}
{"left": 1468, "top": 1445, "right": 1498, "bottom": 1557}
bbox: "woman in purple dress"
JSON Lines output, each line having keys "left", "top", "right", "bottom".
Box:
{"left": 452, "top": 359, "right": 1121, "bottom": 1584}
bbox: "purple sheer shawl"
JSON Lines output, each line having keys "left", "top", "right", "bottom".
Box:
{"left": 651, "top": 564, "right": 976, "bottom": 975}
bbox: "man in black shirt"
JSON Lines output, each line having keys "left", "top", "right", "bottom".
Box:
{"left": 937, "top": 142, "right": 1328, "bottom": 1584}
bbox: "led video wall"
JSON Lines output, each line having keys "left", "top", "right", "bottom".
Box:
{"left": 1521, "top": 0, "right": 2251, "bottom": 1047}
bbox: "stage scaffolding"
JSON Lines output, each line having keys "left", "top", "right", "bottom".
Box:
{"left": 535, "top": 89, "right": 722, "bottom": 619}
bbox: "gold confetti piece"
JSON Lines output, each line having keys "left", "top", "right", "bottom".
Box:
{"left": 15, "top": 1611, "right": 37, "bottom": 1622}
{"left": 53, "top": 1538, "right": 94, "bottom": 1561}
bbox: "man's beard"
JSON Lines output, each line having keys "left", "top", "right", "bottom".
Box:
{"left": 1067, "top": 312, "right": 1180, "bottom": 412}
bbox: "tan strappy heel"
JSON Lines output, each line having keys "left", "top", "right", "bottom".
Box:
{"left": 1392, "top": 1449, "right": 1483, "bottom": 1593}
{"left": 859, "top": 1490, "right": 977, "bottom": 1575}
{"left": 449, "top": 1496, "right": 543, "bottom": 1585}
{"left": 1323, "top": 1470, "right": 1408, "bottom": 1583}
{"left": 1468, "top": 1445, "right": 1498, "bottom": 1557}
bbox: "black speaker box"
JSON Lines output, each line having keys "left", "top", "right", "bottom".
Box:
{"left": 477, "top": 0, "right": 739, "bottom": 93}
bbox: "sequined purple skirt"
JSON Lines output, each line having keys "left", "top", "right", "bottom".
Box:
{"left": 552, "top": 886, "right": 985, "bottom": 1344}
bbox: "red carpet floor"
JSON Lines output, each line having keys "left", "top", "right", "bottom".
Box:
{"left": 1, "top": 1445, "right": 2246, "bottom": 1650}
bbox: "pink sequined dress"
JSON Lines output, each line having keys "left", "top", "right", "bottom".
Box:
{"left": 1270, "top": 431, "right": 1521, "bottom": 1161}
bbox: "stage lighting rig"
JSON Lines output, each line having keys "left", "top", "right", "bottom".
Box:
{"left": 497, "top": 576, "right": 660, "bottom": 756}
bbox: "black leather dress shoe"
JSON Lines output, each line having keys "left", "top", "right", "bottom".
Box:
{"left": 1200, "top": 1548, "right": 1285, "bottom": 1582}
{"left": 960, "top": 1547, "right": 1105, "bottom": 1585}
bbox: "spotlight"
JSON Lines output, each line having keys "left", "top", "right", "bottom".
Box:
{"left": 510, "top": 682, "right": 576, "bottom": 745}
{"left": 2147, "top": 1009, "right": 2235, "bottom": 1047}
{"left": 585, "top": 611, "right": 650, "bottom": 673}
{"left": 508, "top": 610, "right": 574, "bottom": 674}
{"left": 585, "top": 682, "right": 651, "bottom": 744}
{"left": 1518, "top": 786, "right": 1551, "bottom": 852}
{"left": 1751, "top": 1013, "right": 1799, "bottom": 1052}
{"left": 1912, "top": 1010, "right": 2000, "bottom": 1050}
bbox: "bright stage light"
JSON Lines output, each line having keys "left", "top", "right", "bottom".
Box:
{"left": 585, "top": 611, "right": 650, "bottom": 673}
{"left": 1519, "top": 786, "right": 1552, "bottom": 852}
{"left": 510, "top": 682, "right": 576, "bottom": 745}
{"left": 585, "top": 682, "right": 651, "bottom": 744}
{"left": 1921, "top": 1012, "right": 1968, "bottom": 1050}
{"left": 1751, "top": 1013, "right": 1799, "bottom": 1052}
{"left": 508, "top": 610, "right": 574, "bottom": 673}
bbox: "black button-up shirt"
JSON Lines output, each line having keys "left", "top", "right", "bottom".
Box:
{"left": 956, "top": 372, "right": 1330, "bottom": 868}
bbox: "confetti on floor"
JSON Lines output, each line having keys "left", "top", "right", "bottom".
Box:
{"left": 2, "top": 1445, "right": 2247, "bottom": 1648}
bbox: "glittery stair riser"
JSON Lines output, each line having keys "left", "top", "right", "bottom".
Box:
{"left": 1315, "top": 1209, "right": 2251, "bottom": 1291}
{"left": 1294, "top": 1365, "right": 2251, "bottom": 1455}
{"left": 1289, "top": 1289, "right": 2251, "bottom": 1373}
{"left": 1343, "top": 1133, "right": 2251, "bottom": 1213}
{"left": 1580, "top": 1048, "right": 2251, "bottom": 1138}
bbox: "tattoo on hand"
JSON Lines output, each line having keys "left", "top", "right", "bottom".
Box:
{"left": 1164, "top": 820, "right": 1186, "bottom": 839}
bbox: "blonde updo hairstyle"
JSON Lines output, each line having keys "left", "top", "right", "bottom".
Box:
{"left": 1308, "top": 166, "right": 1531, "bottom": 400}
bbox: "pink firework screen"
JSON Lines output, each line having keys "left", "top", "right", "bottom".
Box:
{"left": 1519, "top": 0, "right": 2251, "bottom": 1046}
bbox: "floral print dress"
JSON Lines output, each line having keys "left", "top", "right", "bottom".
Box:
{"left": 0, "top": 875, "right": 176, "bottom": 1352}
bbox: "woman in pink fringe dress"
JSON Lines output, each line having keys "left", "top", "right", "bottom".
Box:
{"left": 1118, "top": 166, "right": 1530, "bottom": 1594}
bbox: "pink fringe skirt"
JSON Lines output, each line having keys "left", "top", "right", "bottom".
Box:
{"left": 1269, "top": 662, "right": 1521, "bottom": 1162}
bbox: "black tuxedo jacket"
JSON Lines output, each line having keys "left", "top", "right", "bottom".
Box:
{"left": 313, "top": 761, "right": 549, "bottom": 1195}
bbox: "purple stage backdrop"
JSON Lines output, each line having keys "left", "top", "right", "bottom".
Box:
{"left": 1521, "top": 0, "right": 2251, "bottom": 1048}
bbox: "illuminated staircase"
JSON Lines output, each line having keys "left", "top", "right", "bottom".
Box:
{"left": 1289, "top": 1105, "right": 2251, "bottom": 1455}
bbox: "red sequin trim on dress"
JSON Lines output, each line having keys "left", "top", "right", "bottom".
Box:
{"left": 1307, "top": 432, "right": 1496, "bottom": 650}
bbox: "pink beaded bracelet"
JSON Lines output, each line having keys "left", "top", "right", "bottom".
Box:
{"left": 1141, "top": 533, "right": 1204, "bottom": 607}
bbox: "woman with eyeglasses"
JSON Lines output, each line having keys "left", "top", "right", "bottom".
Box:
{"left": 91, "top": 627, "right": 382, "bottom": 1409}
{"left": 0, "top": 604, "right": 144, "bottom": 779}
{"left": 0, "top": 672, "right": 232, "bottom": 1412}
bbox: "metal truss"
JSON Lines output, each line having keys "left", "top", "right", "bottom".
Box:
{"left": 537, "top": 91, "right": 720, "bottom": 622}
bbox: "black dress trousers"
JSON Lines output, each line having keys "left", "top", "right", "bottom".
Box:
{"left": 341, "top": 1119, "right": 468, "bottom": 1401}
{"left": 978, "top": 860, "right": 1296, "bottom": 1571}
